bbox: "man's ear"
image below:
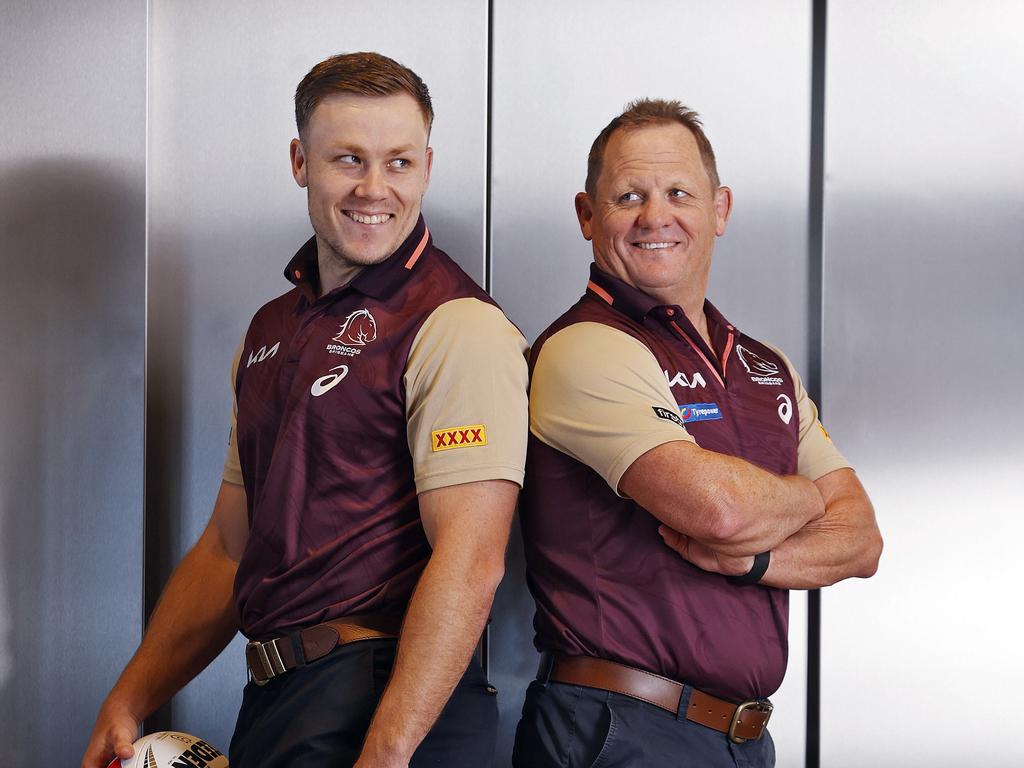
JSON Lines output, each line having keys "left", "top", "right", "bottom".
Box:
{"left": 575, "top": 192, "right": 595, "bottom": 241}
{"left": 423, "top": 146, "right": 433, "bottom": 190}
{"left": 714, "top": 185, "right": 733, "bottom": 236}
{"left": 290, "top": 138, "right": 308, "bottom": 188}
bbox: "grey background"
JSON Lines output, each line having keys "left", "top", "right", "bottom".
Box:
{"left": 1, "top": 1, "right": 1021, "bottom": 766}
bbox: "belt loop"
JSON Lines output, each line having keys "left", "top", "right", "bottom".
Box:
{"left": 675, "top": 684, "right": 694, "bottom": 722}
{"left": 537, "top": 651, "right": 555, "bottom": 686}
{"left": 289, "top": 631, "right": 306, "bottom": 668}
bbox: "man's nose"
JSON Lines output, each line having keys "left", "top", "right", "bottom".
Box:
{"left": 637, "top": 196, "right": 672, "bottom": 229}
{"left": 355, "top": 165, "right": 387, "bottom": 199}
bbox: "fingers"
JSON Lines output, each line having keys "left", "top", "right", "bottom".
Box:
{"left": 112, "top": 727, "right": 137, "bottom": 759}
{"left": 82, "top": 720, "right": 137, "bottom": 768}
{"left": 657, "top": 524, "right": 688, "bottom": 553}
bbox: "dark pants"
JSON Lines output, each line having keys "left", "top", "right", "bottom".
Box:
{"left": 229, "top": 638, "right": 497, "bottom": 768}
{"left": 513, "top": 679, "right": 776, "bottom": 768}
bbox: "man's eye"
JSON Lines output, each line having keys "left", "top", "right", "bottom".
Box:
{"left": 389, "top": 158, "right": 411, "bottom": 169}
{"left": 336, "top": 155, "right": 359, "bottom": 165}
{"left": 619, "top": 192, "right": 641, "bottom": 203}
{"left": 669, "top": 188, "right": 689, "bottom": 199}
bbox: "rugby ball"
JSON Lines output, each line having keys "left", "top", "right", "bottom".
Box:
{"left": 106, "top": 731, "right": 228, "bottom": 768}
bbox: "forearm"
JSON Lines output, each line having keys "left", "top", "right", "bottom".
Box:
{"left": 104, "top": 540, "right": 239, "bottom": 719}
{"left": 759, "top": 491, "right": 882, "bottom": 589}
{"left": 626, "top": 442, "right": 825, "bottom": 557}
{"left": 660, "top": 468, "right": 882, "bottom": 588}
{"left": 357, "top": 544, "right": 500, "bottom": 765}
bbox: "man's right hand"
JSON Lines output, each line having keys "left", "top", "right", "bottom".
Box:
{"left": 81, "top": 699, "right": 140, "bottom": 768}
{"left": 79, "top": 480, "right": 249, "bottom": 768}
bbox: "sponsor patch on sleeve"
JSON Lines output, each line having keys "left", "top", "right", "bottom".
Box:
{"left": 431, "top": 424, "right": 487, "bottom": 452}
{"left": 679, "top": 403, "right": 723, "bottom": 423}
{"left": 652, "top": 406, "right": 685, "bottom": 427}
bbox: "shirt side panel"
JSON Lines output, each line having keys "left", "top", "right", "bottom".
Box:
{"left": 762, "top": 342, "right": 852, "bottom": 480}
{"left": 529, "top": 322, "right": 694, "bottom": 495}
{"left": 222, "top": 336, "right": 244, "bottom": 486}
{"left": 405, "top": 297, "right": 529, "bottom": 493}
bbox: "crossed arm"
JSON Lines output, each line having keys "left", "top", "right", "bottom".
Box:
{"left": 621, "top": 440, "right": 882, "bottom": 589}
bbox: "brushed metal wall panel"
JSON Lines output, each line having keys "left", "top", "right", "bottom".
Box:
{"left": 822, "top": 2, "right": 1024, "bottom": 764}
{"left": 0, "top": 0, "right": 147, "bottom": 764}
{"left": 147, "top": 0, "right": 489, "bottom": 749}
{"left": 490, "top": 2, "right": 813, "bottom": 764}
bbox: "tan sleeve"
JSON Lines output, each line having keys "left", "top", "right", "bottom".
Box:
{"left": 221, "top": 337, "right": 244, "bottom": 486}
{"left": 531, "top": 322, "right": 695, "bottom": 496}
{"left": 405, "top": 297, "right": 529, "bottom": 493}
{"left": 765, "top": 343, "right": 852, "bottom": 481}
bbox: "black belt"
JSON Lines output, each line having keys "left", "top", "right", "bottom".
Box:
{"left": 245, "top": 613, "right": 402, "bottom": 685}
{"left": 540, "top": 652, "right": 773, "bottom": 743}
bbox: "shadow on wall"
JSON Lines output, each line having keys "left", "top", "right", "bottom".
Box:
{"left": 0, "top": 158, "right": 145, "bottom": 759}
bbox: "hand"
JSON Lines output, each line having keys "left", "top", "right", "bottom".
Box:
{"left": 657, "top": 525, "right": 753, "bottom": 577}
{"left": 81, "top": 700, "right": 140, "bottom": 768}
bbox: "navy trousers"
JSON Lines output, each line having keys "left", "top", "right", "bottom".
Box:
{"left": 229, "top": 638, "right": 497, "bottom": 767}
{"left": 513, "top": 679, "right": 776, "bottom": 768}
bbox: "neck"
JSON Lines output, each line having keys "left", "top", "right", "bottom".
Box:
{"left": 316, "top": 239, "right": 364, "bottom": 296}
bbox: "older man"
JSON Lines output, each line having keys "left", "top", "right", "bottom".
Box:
{"left": 513, "top": 99, "right": 882, "bottom": 767}
{"left": 82, "top": 52, "right": 528, "bottom": 768}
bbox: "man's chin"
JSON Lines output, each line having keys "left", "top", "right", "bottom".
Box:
{"left": 322, "top": 238, "right": 397, "bottom": 269}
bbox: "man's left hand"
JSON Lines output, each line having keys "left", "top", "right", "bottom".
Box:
{"left": 657, "top": 525, "right": 753, "bottom": 577}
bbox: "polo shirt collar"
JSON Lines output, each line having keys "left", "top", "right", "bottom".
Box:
{"left": 585, "top": 263, "right": 737, "bottom": 364}
{"left": 284, "top": 215, "right": 432, "bottom": 303}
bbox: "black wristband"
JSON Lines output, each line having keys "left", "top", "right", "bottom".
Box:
{"left": 728, "top": 551, "right": 771, "bottom": 585}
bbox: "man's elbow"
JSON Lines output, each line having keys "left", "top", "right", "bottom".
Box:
{"left": 695, "top": 488, "right": 756, "bottom": 548}
{"left": 850, "top": 528, "right": 884, "bottom": 579}
{"left": 477, "top": 556, "right": 506, "bottom": 595}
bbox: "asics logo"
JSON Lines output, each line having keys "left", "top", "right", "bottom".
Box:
{"left": 310, "top": 365, "right": 349, "bottom": 397}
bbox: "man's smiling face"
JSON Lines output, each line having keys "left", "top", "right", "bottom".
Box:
{"left": 291, "top": 91, "right": 432, "bottom": 271}
{"left": 576, "top": 122, "right": 730, "bottom": 303}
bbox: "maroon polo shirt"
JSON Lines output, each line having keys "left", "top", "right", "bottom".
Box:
{"left": 231, "top": 217, "right": 507, "bottom": 638}
{"left": 522, "top": 264, "right": 804, "bottom": 702}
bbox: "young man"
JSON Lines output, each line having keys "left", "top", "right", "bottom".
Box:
{"left": 83, "top": 52, "right": 528, "bottom": 768}
{"left": 513, "top": 99, "right": 882, "bottom": 767}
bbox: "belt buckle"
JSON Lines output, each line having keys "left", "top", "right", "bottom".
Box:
{"left": 247, "top": 638, "right": 286, "bottom": 686}
{"left": 728, "top": 699, "right": 773, "bottom": 744}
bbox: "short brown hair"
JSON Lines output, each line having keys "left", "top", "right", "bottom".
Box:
{"left": 294, "top": 52, "right": 433, "bottom": 138}
{"left": 585, "top": 99, "right": 720, "bottom": 196}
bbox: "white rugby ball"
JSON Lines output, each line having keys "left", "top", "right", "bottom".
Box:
{"left": 107, "top": 731, "right": 228, "bottom": 768}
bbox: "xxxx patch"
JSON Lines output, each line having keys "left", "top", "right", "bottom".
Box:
{"left": 432, "top": 424, "right": 487, "bottom": 452}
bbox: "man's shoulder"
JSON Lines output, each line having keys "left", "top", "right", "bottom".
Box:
{"left": 243, "top": 286, "right": 304, "bottom": 335}
{"left": 414, "top": 242, "right": 494, "bottom": 305}
{"left": 531, "top": 294, "right": 648, "bottom": 364}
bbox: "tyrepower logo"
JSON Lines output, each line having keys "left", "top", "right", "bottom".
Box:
{"left": 679, "top": 402, "right": 723, "bottom": 423}
{"left": 327, "top": 308, "right": 378, "bottom": 357}
{"left": 431, "top": 424, "right": 487, "bottom": 452}
{"left": 736, "top": 345, "right": 783, "bottom": 386}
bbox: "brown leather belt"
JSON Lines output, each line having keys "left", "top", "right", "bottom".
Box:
{"left": 245, "top": 613, "right": 402, "bottom": 685}
{"left": 541, "top": 653, "right": 773, "bottom": 744}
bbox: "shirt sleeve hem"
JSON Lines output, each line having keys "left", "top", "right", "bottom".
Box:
{"left": 800, "top": 456, "right": 852, "bottom": 482}
{"left": 605, "top": 433, "right": 695, "bottom": 497}
{"left": 414, "top": 465, "right": 526, "bottom": 494}
{"left": 222, "top": 466, "right": 244, "bottom": 486}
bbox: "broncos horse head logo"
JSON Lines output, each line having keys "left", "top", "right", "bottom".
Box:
{"left": 736, "top": 345, "right": 780, "bottom": 376}
{"left": 333, "top": 308, "right": 378, "bottom": 346}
